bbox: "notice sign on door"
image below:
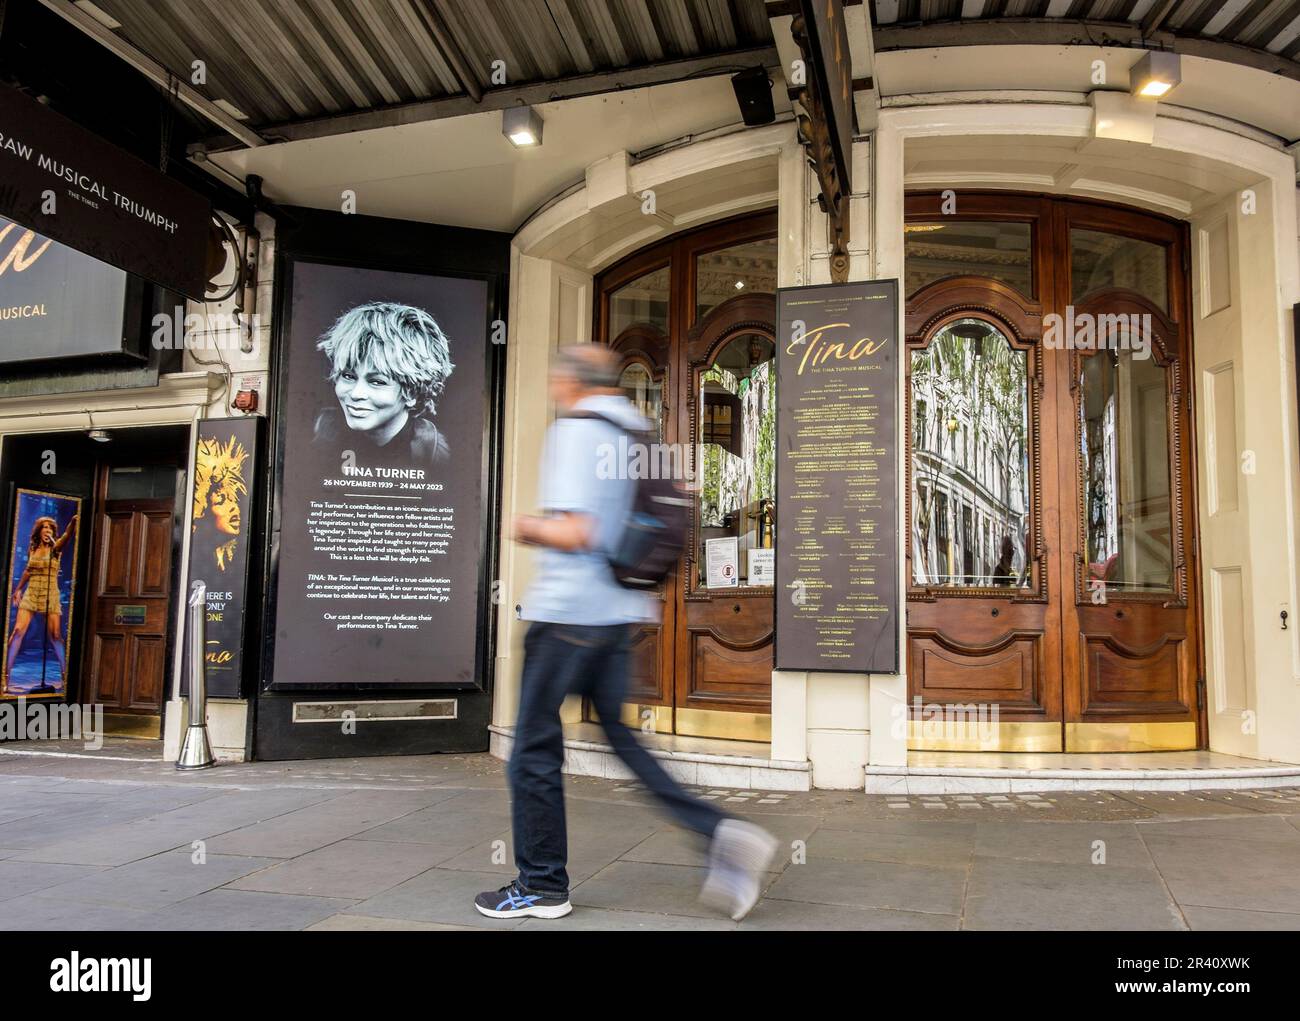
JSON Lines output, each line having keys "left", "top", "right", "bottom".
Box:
{"left": 775, "top": 280, "right": 900, "bottom": 673}
{"left": 705, "top": 536, "right": 740, "bottom": 588}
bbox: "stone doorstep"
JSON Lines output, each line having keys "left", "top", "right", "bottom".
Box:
{"left": 864, "top": 764, "right": 1300, "bottom": 795}
{"left": 488, "top": 725, "right": 811, "bottom": 792}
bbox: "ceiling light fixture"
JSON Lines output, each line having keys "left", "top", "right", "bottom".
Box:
{"left": 502, "top": 106, "right": 543, "bottom": 148}
{"left": 1129, "top": 50, "right": 1181, "bottom": 99}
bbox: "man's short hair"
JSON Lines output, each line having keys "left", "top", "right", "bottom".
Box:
{"left": 317, "top": 302, "right": 455, "bottom": 417}
{"left": 554, "top": 344, "right": 621, "bottom": 390}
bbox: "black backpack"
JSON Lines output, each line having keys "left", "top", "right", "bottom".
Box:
{"left": 569, "top": 410, "right": 689, "bottom": 590}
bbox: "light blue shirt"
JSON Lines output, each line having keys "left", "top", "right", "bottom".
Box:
{"left": 519, "top": 395, "right": 659, "bottom": 626}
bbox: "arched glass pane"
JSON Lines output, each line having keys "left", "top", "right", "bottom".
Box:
{"left": 1070, "top": 229, "right": 1168, "bottom": 313}
{"left": 697, "top": 333, "right": 776, "bottom": 588}
{"left": 1080, "top": 348, "right": 1174, "bottom": 594}
{"left": 609, "top": 265, "right": 670, "bottom": 338}
{"left": 619, "top": 361, "right": 663, "bottom": 442}
{"left": 910, "top": 319, "right": 1030, "bottom": 588}
{"left": 695, "top": 238, "right": 777, "bottom": 320}
{"left": 905, "top": 221, "right": 1033, "bottom": 297}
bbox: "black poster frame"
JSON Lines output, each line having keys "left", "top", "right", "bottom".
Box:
{"left": 252, "top": 208, "right": 508, "bottom": 760}
{"left": 774, "top": 278, "right": 901, "bottom": 675}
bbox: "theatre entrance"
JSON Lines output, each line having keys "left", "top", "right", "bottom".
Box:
{"left": 0, "top": 426, "right": 188, "bottom": 739}
{"left": 904, "top": 193, "right": 1203, "bottom": 753}
{"left": 595, "top": 212, "right": 778, "bottom": 741}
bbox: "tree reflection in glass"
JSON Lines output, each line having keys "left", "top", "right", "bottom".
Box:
{"left": 910, "top": 319, "right": 1030, "bottom": 588}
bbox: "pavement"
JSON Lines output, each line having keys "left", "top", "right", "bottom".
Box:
{"left": 0, "top": 740, "right": 1298, "bottom": 930}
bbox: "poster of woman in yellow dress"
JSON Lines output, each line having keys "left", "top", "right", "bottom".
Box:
{"left": 3, "top": 489, "right": 81, "bottom": 698}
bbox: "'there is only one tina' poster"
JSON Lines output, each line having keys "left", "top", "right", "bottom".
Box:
{"left": 3, "top": 488, "right": 81, "bottom": 699}
{"left": 269, "top": 261, "right": 490, "bottom": 688}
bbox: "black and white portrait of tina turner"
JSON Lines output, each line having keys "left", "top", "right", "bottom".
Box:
{"left": 312, "top": 301, "right": 455, "bottom": 466}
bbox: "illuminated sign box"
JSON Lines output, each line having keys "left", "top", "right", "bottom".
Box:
{"left": 0, "top": 214, "right": 142, "bottom": 365}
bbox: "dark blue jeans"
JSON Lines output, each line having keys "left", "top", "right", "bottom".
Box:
{"left": 508, "top": 621, "right": 727, "bottom": 897}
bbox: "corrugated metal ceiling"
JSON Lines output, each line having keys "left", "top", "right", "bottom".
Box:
{"left": 872, "top": 0, "right": 1300, "bottom": 60}
{"left": 87, "top": 0, "right": 777, "bottom": 128}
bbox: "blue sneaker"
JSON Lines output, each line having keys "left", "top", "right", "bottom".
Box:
{"left": 474, "top": 880, "right": 573, "bottom": 919}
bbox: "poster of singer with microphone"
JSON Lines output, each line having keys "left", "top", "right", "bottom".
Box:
{"left": 3, "top": 489, "right": 81, "bottom": 698}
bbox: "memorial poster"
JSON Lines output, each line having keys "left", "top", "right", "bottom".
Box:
{"left": 269, "top": 261, "right": 490, "bottom": 688}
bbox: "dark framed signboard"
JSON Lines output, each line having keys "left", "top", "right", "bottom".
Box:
{"left": 268, "top": 259, "right": 491, "bottom": 691}
{"left": 0, "top": 85, "right": 210, "bottom": 298}
{"left": 184, "top": 416, "right": 261, "bottom": 699}
{"left": 775, "top": 279, "right": 900, "bottom": 673}
{"left": 255, "top": 209, "right": 508, "bottom": 760}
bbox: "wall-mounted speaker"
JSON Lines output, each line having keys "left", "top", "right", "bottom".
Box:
{"left": 732, "top": 66, "right": 775, "bottom": 127}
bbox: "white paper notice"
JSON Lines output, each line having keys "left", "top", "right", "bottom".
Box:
{"left": 705, "top": 536, "right": 740, "bottom": 588}
{"left": 748, "top": 548, "right": 774, "bottom": 586}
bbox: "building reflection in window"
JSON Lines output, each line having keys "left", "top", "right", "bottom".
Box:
{"left": 910, "top": 318, "right": 1030, "bottom": 588}
{"left": 1080, "top": 347, "right": 1174, "bottom": 593}
{"left": 697, "top": 333, "right": 776, "bottom": 587}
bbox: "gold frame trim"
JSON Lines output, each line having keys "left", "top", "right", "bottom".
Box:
{"left": 1065, "top": 721, "right": 1197, "bottom": 752}
{"left": 908, "top": 720, "right": 1060, "bottom": 752}
{"left": 615, "top": 703, "right": 771, "bottom": 742}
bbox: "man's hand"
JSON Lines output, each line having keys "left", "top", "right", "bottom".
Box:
{"left": 513, "top": 512, "right": 595, "bottom": 552}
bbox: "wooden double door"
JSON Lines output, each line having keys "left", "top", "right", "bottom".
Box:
{"left": 596, "top": 213, "right": 779, "bottom": 741}
{"left": 905, "top": 194, "right": 1203, "bottom": 752}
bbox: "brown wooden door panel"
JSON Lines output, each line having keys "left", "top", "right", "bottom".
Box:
{"left": 908, "top": 627, "right": 1047, "bottom": 713}
{"left": 128, "top": 635, "right": 167, "bottom": 709}
{"left": 97, "top": 512, "right": 135, "bottom": 596}
{"left": 1077, "top": 631, "right": 1189, "bottom": 714}
{"left": 686, "top": 626, "right": 773, "bottom": 708}
{"left": 624, "top": 624, "right": 669, "bottom": 703}
{"left": 136, "top": 510, "right": 173, "bottom": 596}
{"left": 89, "top": 633, "right": 125, "bottom": 704}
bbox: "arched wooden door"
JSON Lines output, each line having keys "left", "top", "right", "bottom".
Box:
{"left": 596, "top": 212, "right": 778, "bottom": 741}
{"left": 904, "top": 193, "right": 1203, "bottom": 752}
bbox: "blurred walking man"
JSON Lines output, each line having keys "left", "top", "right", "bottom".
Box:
{"left": 475, "top": 344, "right": 777, "bottom": 921}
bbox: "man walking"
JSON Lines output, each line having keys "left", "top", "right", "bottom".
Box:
{"left": 475, "top": 344, "right": 777, "bottom": 922}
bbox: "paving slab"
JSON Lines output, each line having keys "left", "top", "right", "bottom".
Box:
{"left": 0, "top": 860, "right": 107, "bottom": 903}
{"left": 204, "top": 789, "right": 456, "bottom": 858}
{"left": 307, "top": 914, "right": 485, "bottom": 931}
{"left": 227, "top": 838, "right": 457, "bottom": 899}
{"left": 33, "top": 848, "right": 277, "bottom": 910}
{"left": 739, "top": 898, "right": 959, "bottom": 931}
{"left": 807, "top": 820, "right": 977, "bottom": 868}
{"left": 1181, "top": 905, "right": 1300, "bottom": 931}
{"left": 141, "top": 888, "right": 357, "bottom": 931}
{"left": 343, "top": 866, "right": 530, "bottom": 929}
{"left": 516, "top": 907, "right": 736, "bottom": 931}
{"left": 964, "top": 858, "right": 1184, "bottom": 930}
{"left": 571, "top": 860, "right": 757, "bottom": 920}
{"left": 11, "top": 787, "right": 342, "bottom": 865}
{"left": 974, "top": 821, "right": 1154, "bottom": 867}
{"left": 1140, "top": 833, "right": 1300, "bottom": 914}
{"left": 764, "top": 857, "right": 967, "bottom": 915}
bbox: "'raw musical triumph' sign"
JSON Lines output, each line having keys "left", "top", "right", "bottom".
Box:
{"left": 0, "top": 85, "right": 210, "bottom": 299}
{"left": 775, "top": 280, "right": 899, "bottom": 673}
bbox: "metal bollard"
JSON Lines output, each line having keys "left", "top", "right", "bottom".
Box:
{"left": 177, "top": 580, "right": 216, "bottom": 770}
